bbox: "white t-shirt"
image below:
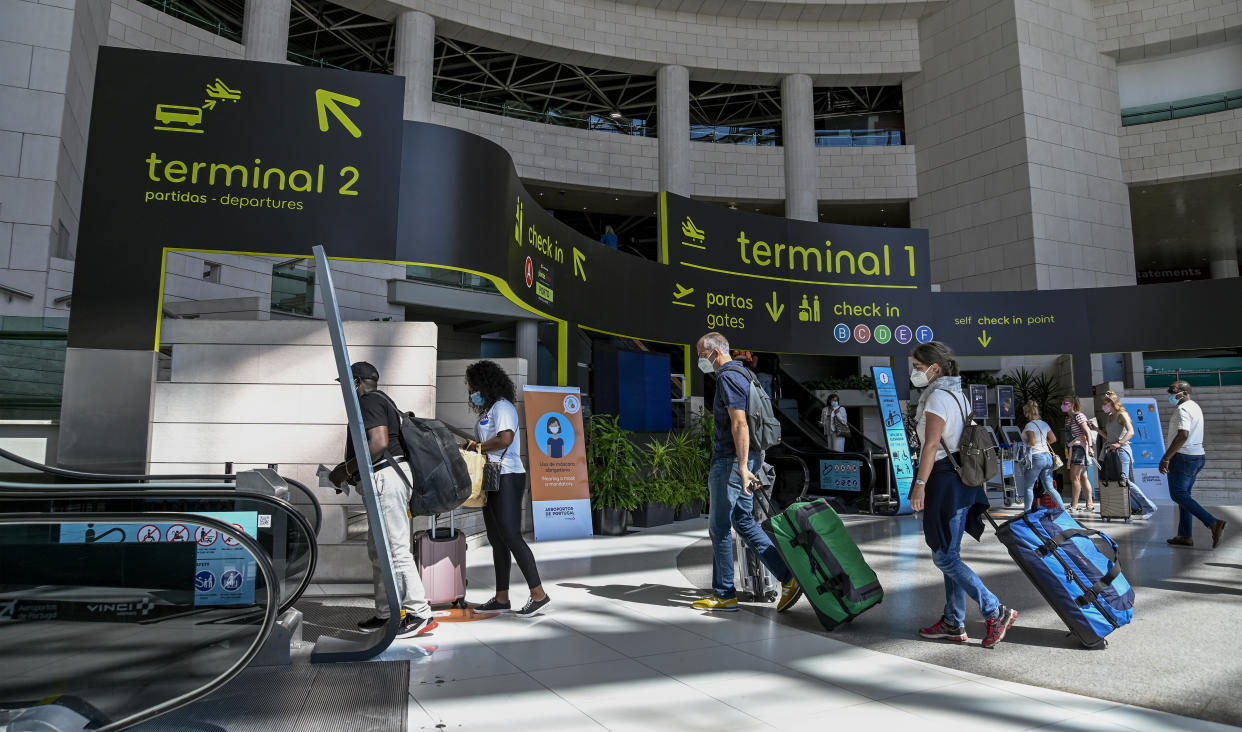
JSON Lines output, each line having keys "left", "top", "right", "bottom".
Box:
{"left": 1023, "top": 420, "right": 1052, "bottom": 455}
{"left": 1170, "top": 399, "right": 1205, "bottom": 456}
{"left": 918, "top": 389, "right": 966, "bottom": 461}
{"left": 477, "top": 399, "right": 526, "bottom": 474}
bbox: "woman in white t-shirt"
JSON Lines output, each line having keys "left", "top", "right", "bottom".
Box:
{"left": 462, "top": 360, "right": 549, "bottom": 618}
{"left": 1020, "top": 401, "right": 1063, "bottom": 512}
{"left": 908, "top": 342, "right": 1018, "bottom": 649}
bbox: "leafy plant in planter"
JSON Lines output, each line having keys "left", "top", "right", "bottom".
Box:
{"left": 633, "top": 438, "right": 682, "bottom": 527}
{"left": 802, "top": 374, "right": 876, "bottom": 394}
{"left": 585, "top": 414, "right": 641, "bottom": 534}
{"left": 1002, "top": 367, "right": 1067, "bottom": 439}
{"left": 671, "top": 410, "right": 713, "bottom": 518}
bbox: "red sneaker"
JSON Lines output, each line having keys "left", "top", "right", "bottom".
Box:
{"left": 982, "top": 606, "right": 1017, "bottom": 649}
{"left": 918, "top": 617, "right": 967, "bottom": 642}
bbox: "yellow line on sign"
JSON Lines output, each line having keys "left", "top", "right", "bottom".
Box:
{"left": 678, "top": 262, "right": 918, "bottom": 289}
{"left": 671, "top": 301, "right": 694, "bottom": 307}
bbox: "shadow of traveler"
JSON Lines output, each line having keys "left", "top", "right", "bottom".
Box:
{"left": 463, "top": 360, "right": 550, "bottom": 616}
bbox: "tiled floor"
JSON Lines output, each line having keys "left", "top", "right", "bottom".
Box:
{"left": 369, "top": 522, "right": 1241, "bottom": 731}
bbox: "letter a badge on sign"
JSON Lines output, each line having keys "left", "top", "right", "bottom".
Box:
{"left": 525, "top": 256, "right": 534, "bottom": 288}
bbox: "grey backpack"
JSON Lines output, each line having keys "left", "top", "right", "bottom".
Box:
{"left": 718, "top": 364, "right": 782, "bottom": 451}
{"left": 939, "top": 392, "right": 999, "bottom": 487}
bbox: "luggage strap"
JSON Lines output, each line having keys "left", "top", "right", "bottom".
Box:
{"left": 791, "top": 504, "right": 882, "bottom": 606}
{"left": 1035, "top": 527, "right": 1119, "bottom": 563}
{"left": 1020, "top": 514, "right": 1122, "bottom": 628}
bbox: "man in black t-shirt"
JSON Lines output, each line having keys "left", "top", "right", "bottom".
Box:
{"left": 337, "top": 361, "right": 436, "bottom": 638}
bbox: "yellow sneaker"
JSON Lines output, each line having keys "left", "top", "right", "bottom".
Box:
{"left": 692, "top": 595, "right": 739, "bottom": 612}
{"left": 776, "top": 578, "right": 803, "bottom": 612}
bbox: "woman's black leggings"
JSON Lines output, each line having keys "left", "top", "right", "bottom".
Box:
{"left": 483, "top": 472, "right": 542, "bottom": 591}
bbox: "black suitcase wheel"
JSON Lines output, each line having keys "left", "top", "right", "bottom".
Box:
{"left": 763, "top": 590, "right": 778, "bottom": 603}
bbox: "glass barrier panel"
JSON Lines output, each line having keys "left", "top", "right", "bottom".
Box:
{"left": 0, "top": 515, "right": 276, "bottom": 731}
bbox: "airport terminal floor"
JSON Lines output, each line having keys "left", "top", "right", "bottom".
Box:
{"left": 150, "top": 500, "right": 1242, "bottom": 732}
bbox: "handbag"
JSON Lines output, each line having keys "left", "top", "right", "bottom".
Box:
{"left": 460, "top": 444, "right": 487, "bottom": 508}
{"left": 483, "top": 443, "right": 510, "bottom": 493}
{"left": 1053, "top": 453, "right": 1065, "bottom": 470}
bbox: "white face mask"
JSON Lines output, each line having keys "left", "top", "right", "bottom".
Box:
{"left": 910, "top": 367, "right": 930, "bottom": 388}
{"left": 830, "top": 400, "right": 839, "bottom": 407}
{"left": 697, "top": 356, "right": 715, "bottom": 374}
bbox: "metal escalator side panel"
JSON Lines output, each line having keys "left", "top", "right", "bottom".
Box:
{"left": 0, "top": 489, "right": 317, "bottom": 615}
{"left": 0, "top": 512, "right": 279, "bottom": 732}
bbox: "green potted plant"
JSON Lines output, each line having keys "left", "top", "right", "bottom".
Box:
{"left": 672, "top": 412, "right": 711, "bottom": 520}
{"left": 632, "top": 438, "right": 680, "bottom": 527}
{"left": 585, "top": 414, "right": 640, "bottom": 535}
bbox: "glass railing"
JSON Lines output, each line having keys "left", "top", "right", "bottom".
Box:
{"left": 1122, "top": 89, "right": 1242, "bottom": 126}
{"left": 0, "top": 512, "right": 277, "bottom": 731}
{"left": 406, "top": 265, "right": 500, "bottom": 294}
{"left": 432, "top": 93, "right": 652, "bottom": 136}
{"left": 689, "top": 124, "right": 778, "bottom": 145}
{"left": 271, "top": 263, "right": 316, "bottom": 317}
{"left": 135, "top": 0, "right": 241, "bottom": 42}
{"left": 815, "top": 128, "right": 904, "bottom": 146}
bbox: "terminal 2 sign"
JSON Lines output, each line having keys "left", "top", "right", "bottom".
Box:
{"left": 70, "top": 49, "right": 1242, "bottom": 402}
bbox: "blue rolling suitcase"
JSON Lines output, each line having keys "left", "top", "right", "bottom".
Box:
{"left": 989, "top": 507, "right": 1135, "bottom": 649}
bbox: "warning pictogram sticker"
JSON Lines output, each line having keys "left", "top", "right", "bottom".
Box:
{"left": 165, "top": 524, "right": 191, "bottom": 542}
{"left": 138, "top": 525, "right": 161, "bottom": 543}
{"left": 221, "top": 523, "right": 246, "bottom": 546}
{"left": 195, "top": 526, "right": 219, "bottom": 546}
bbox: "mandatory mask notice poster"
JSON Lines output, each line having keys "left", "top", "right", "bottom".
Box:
{"left": 1121, "top": 397, "right": 1170, "bottom": 502}
{"left": 522, "top": 386, "right": 593, "bottom": 540}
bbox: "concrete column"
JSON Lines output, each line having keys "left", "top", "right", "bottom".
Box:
{"left": 395, "top": 11, "right": 436, "bottom": 122}
{"left": 657, "top": 65, "right": 690, "bottom": 197}
{"left": 516, "top": 319, "right": 539, "bottom": 385}
{"left": 781, "top": 73, "right": 816, "bottom": 222}
{"left": 1209, "top": 207, "right": 1238, "bottom": 278}
{"left": 242, "top": 0, "right": 291, "bottom": 62}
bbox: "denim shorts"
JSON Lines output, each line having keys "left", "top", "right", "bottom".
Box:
{"left": 1069, "top": 444, "right": 1089, "bottom": 466}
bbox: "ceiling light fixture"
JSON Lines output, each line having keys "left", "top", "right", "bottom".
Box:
{"left": 610, "top": 111, "right": 622, "bottom": 119}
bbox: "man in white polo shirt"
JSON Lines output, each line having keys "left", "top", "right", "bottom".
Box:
{"left": 1159, "top": 381, "right": 1226, "bottom": 549}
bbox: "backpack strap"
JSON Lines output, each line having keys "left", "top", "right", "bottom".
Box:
{"left": 370, "top": 390, "right": 417, "bottom": 491}
{"left": 717, "top": 362, "right": 760, "bottom": 386}
{"left": 937, "top": 390, "right": 970, "bottom": 469}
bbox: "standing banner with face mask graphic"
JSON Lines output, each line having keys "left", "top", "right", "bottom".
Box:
{"left": 522, "top": 386, "right": 593, "bottom": 540}
{"left": 1121, "top": 397, "right": 1170, "bottom": 502}
{"left": 871, "top": 366, "right": 915, "bottom": 515}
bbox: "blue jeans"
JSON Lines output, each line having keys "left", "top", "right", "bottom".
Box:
{"left": 931, "top": 506, "right": 999, "bottom": 625}
{"left": 1116, "top": 448, "right": 1158, "bottom": 515}
{"left": 1168, "top": 453, "right": 1215, "bottom": 537}
{"left": 708, "top": 453, "right": 792, "bottom": 598}
{"left": 1022, "top": 452, "right": 1064, "bottom": 512}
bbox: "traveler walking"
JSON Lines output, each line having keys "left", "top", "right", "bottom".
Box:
{"left": 1020, "top": 400, "right": 1064, "bottom": 512}
{"left": 820, "top": 393, "right": 849, "bottom": 452}
{"left": 1161, "top": 381, "right": 1227, "bottom": 548}
{"left": 337, "top": 362, "right": 438, "bottom": 638}
{"left": 692, "top": 332, "right": 802, "bottom": 613}
{"left": 463, "top": 360, "right": 550, "bottom": 616}
{"left": 1063, "top": 396, "right": 1096, "bottom": 514}
{"left": 1101, "top": 391, "right": 1157, "bottom": 519}
{"left": 908, "top": 341, "right": 1018, "bottom": 648}
{"left": 600, "top": 225, "right": 618, "bottom": 249}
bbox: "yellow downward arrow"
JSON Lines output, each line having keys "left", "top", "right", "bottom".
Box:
{"left": 315, "top": 89, "right": 362, "bottom": 138}
{"left": 978, "top": 329, "right": 992, "bottom": 348}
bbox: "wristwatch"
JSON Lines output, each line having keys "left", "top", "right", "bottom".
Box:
{"left": 913, "top": 479, "right": 926, "bottom": 486}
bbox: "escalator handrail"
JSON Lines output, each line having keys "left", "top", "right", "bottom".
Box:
{"left": 0, "top": 511, "right": 279, "bottom": 732}
{"left": 0, "top": 488, "right": 317, "bottom": 614}
{"left": 0, "top": 445, "right": 323, "bottom": 536}
{"left": 0, "top": 445, "right": 235, "bottom": 482}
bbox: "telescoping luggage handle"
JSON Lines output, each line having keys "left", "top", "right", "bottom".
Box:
{"left": 428, "top": 511, "right": 455, "bottom": 540}
{"left": 986, "top": 510, "right": 1125, "bottom": 623}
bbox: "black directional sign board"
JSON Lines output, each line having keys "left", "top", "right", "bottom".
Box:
{"left": 70, "top": 48, "right": 403, "bottom": 349}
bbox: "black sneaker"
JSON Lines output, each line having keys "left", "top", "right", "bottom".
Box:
{"left": 514, "top": 594, "right": 551, "bottom": 618}
{"left": 475, "top": 597, "right": 511, "bottom": 612}
{"left": 357, "top": 615, "right": 388, "bottom": 630}
{"left": 396, "top": 614, "right": 439, "bottom": 638}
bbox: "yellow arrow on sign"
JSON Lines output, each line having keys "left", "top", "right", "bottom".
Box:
{"left": 978, "top": 329, "right": 992, "bottom": 348}
{"left": 573, "top": 247, "right": 587, "bottom": 281}
{"left": 765, "top": 292, "right": 784, "bottom": 322}
{"left": 315, "top": 89, "right": 362, "bottom": 138}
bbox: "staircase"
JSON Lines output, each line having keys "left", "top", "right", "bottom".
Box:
{"left": 1126, "top": 386, "right": 1242, "bottom": 505}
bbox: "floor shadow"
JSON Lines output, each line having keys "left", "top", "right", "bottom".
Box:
{"left": 1205, "top": 562, "right": 1242, "bottom": 571}
{"left": 556, "top": 581, "right": 704, "bottom": 610}
{"left": 991, "top": 624, "right": 1102, "bottom": 650}
{"left": 1147, "top": 579, "right": 1242, "bottom": 597}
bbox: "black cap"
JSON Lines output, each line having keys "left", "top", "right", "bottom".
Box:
{"left": 337, "top": 361, "right": 379, "bottom": 383}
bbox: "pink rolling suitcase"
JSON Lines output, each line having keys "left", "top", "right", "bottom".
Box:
{"left": 415, "top": 512, "right": 467, "bottom": 608}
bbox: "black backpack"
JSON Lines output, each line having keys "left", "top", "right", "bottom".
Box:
{"left": 374, "top": 392, "right": 472, "bottom": 515}
{"left": 1100, "top": 447, "right": 1125, "bottom": 485}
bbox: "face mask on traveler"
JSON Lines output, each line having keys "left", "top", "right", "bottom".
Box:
{"left": 1102, "top": 404, "right": 1112, "bottom": 414}
{"left": 697, "top": 356, "right": 715, "bottom": 374}
{"left": 470, "top": 391, "right": 485, "bottom": 407}
{"left": 1061, "top": 401, "right": 1071, "bottom": 413}
{"left": 830, "top": 400, "right": 839, "bottom": 408}
{"left": 1168, "top": 392, "right": 1180, "bottom": 406}
{"left": 909, "top": 367, "right": 930, "bottom": 388}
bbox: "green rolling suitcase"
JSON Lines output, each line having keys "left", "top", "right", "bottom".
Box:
{"left": 764, "top": 498, "right": 883, "bottom": 630}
